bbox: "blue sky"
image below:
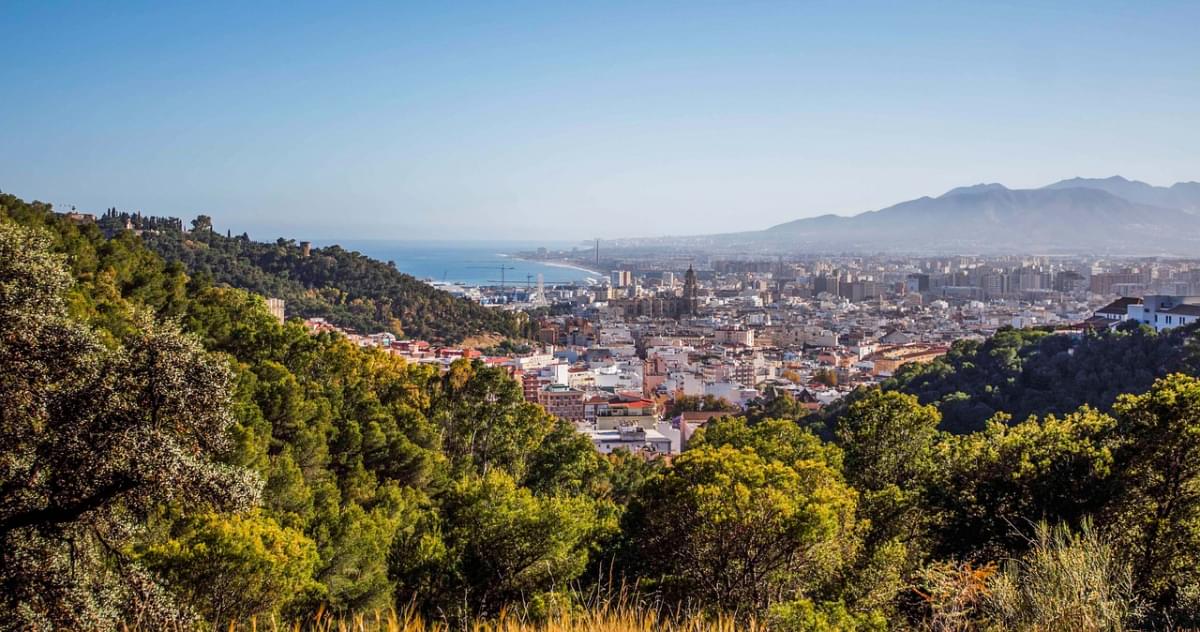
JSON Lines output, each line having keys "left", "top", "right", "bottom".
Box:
{"left": 2, "top": 1, "right": 1198, "bottom": 240}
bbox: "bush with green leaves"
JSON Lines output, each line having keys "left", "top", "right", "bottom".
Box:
{"left": 624, "top": 430, "right": 858, "bottom": 614}
{"left": 139, "top": 511, "right": 321, "bottom": 624}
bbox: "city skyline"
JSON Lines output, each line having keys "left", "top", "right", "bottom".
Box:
{"left": 3, "top": 1, "right": 1199, "bottom": 240}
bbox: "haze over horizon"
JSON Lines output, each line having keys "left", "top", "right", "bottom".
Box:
{"left": 3, "top": 1, "right": 1198, "bottom": 241}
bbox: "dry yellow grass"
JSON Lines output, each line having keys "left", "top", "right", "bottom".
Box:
{"left": 189, "top": 607, "right": 763, "bottom": 632}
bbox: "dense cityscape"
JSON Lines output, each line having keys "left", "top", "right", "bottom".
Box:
{"left": 7, "top": 2, "right": 1200, "bottom": 630}
{"left": 299, "top": 241, "right": 1200, "bottom": 456}
{"left": 17, "top": 183, "right": 1200, "bottom": 632}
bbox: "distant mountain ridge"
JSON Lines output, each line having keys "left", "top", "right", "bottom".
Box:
{"left": 1043, "top": 175, "right": 1200, "bottom": 214}
{"left": 739, "top": 176, "right": 1200, "bottom": 253}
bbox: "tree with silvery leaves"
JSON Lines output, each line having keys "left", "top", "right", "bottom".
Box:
{"left": 0, "top": 221, "right": 260, "bottom": 631}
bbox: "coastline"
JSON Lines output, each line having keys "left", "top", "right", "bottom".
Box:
{"left": 508, "top": 256, "right": 604, "bottom": 279}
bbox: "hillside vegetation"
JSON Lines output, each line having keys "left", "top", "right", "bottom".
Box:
{"left": 130, "top": 210, "right": 521, "bottom": 343}
{"left": 4, "top": 193, "right": 1200, "bottom": 631}
{"left": 829, "top": 324, "right": 1200, "bottom": 434}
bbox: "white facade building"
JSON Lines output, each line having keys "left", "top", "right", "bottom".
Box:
{"left": 1123, "top": 295, "right": 1200, "bottom": 333}
{"left": 582, "top": 426, "right": 672, "bottom": 455}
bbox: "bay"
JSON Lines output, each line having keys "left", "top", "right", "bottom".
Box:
{"left": 316, "top": 239, "right": 602, "bottom": 286}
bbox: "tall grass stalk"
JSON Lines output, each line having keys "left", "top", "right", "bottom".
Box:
{"left": 129, "top": 605, "right": 762, "bottom": 632}
{"left": 985, "top": 519, "right": 1141, "bottom": 632}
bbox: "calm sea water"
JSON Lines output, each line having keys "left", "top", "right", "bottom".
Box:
{"left": 316, "top": 240, "right": 601, "bottom": 286}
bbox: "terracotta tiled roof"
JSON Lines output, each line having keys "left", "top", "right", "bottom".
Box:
{"left": 1095, "top": 297, "right": 1141, "bottom": 316}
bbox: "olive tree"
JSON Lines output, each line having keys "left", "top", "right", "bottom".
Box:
{"left": 0, "top": 222, "right": 259, "bottom": 630}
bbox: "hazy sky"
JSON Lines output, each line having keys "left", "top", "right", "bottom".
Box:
{"left": 2, "top": 1, "right": 1198, "bottom": 241}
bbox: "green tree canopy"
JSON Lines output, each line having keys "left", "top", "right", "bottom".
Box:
{"left": 624, "top": 444, "right": 857, "bottom": 613}
{"left": 0, "top": 221, "right": 259, "bottom": 629}
{"left": 1106, "top": 373, "right": 1200, "bottom": 623}
{"left": 929, "top": 407, "right": 1117, "bottom": 559}
{"left": 139, "top": 510, "right": 320, "bottom": 625}
{"left": 390, "top": 471, "right": 599, "bottom": 620}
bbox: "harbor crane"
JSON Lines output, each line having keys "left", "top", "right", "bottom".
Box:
{"left": 485, "top": 274, "right": 536, "bottom": 291}
{"left": 468, "top": 264, "right": 516, "bottom": 290}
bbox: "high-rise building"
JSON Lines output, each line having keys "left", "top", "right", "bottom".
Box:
{"left": 1090, "top": 271, "right": 1147, "bottom": 295}
{"left": 1054, "top": 270, "right": 1087, "bottom": 293}
{"left": 813, "top": 272, "right": 840, "bottom": 297}
{"left": 610, "top": 270, "right": 632, "bottom": 288}
{"left": 906, "top": 273, "right": 930, "bottom": 292}
{"left": 980, "top": 273, "right": 1007, "bottom": 299}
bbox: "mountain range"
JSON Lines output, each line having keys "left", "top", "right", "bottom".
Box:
{"left": 727, "top": 176, "right": 1200, "bottom": 254}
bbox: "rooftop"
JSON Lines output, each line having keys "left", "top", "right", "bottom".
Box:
{"left": 1165, "top": 304, "right": 1200, "bottom": 317}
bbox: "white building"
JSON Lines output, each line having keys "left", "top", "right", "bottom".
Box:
{"left": 662, "top": 371, "right": 705, "bottom": 397}
{"left": 582, "top": 425, "right": 672, "bottom": 455}
{"left": 1103, "top": 295, "right": 1200, "bottom": 333}
{"left": 610, "top": 270, "right": 633, "bottom": 288}
{"left": 513, "top": 353, "right": 556, "bottom": 371}
{"left": 704, "top": 381, "right": 758, "bottom": 407}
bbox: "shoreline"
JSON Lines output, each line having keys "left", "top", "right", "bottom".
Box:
{"left": 508, "top": 256, "right": 605, "bottom": 279}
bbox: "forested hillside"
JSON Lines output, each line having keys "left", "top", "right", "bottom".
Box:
{"left": 829, "top": 324, "right": 1200, "bottom": 434}
{"left": 0, "top": 194, "right": 623, "bottom": 627}
{"left": 105, "top": 209, "right": 523, "bottom": 343}
{"left": 6, "top": 192, "right": 1200, "bottom": 631}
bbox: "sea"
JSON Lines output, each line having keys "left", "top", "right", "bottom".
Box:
{"left": 316, "top": 240, "right": 602, "bottom": 287}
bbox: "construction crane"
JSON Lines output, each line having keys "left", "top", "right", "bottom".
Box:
{"left": 485, "top": 275, "right": 534, "bottom": 289}
{"left": 485, "top": 275, "right": 539, "bottom": 306}
{"left": 469, "top": 264, "right": 516, "bottom": 290}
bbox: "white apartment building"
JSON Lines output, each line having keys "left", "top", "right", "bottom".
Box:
{"left": 1130, "top": 295, "right": 1200, "bottom": 332}
{"left": 581, "top": 425, "right": 672, "bottom": 455}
